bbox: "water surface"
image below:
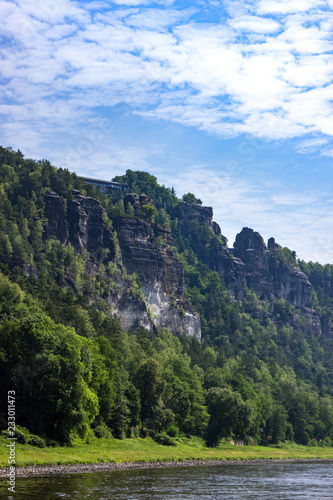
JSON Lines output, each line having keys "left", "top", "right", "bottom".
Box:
{"left": 1, "top": 461, "right": 332, "bottom": 499}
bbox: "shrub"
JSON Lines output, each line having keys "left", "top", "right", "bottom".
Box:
{"left": 323, "top": 437, "right": 332, "bottom": 447}
{"left": 45, "top": 439, "right": 59, "bottom": 448}
{"left": 153, "top": 432, "right": 176, "bottom": 446}
{"left": 1, "top": 426, "right": 46, "bottom": 447}
{"left": 166, "top": 425, "right": 179, "bottom": 438}
{"left": 94, "top": 425, "right": 113, "bottom": 439}
{"left": 12, "top": 426, "right": 30, "bottom": 444}
{"left": 28, "top": 435, "right": 46, "bottom": 448}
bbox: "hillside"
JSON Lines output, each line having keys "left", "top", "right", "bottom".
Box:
{"left": 1, "top": 146, "right": 333, "bottom": 449}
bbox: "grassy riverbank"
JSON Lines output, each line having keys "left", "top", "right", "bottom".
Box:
{"left": 1, "top": 435, "right": 333, "bottom": 469}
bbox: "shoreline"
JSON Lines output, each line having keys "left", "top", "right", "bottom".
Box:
{"left": 1, "top": 457, "right": 333, "bottom": 478}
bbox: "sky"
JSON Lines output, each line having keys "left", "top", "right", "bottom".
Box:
{"left": 1, "top": 0, "right": 333, "bottom": 264}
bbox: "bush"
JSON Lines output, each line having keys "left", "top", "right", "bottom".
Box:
{"left": 94, "top": 425, "right": 113, "bottom": 439}
{"left": 153, "top": 432, "right": 176, "bottom": 446}
{"left": 323, "top": 437, "right": 332, "bottom": 447}
{"left": 1, "top": 426, "right": 46, "bottom": 447}
{"left": 166, "top": 425, "right": 179, "bottom": 438}
{"left": 15, "top": 426, "right": 30, "bottom": 444}
{"left": 45, "top": 439, "right": 59, "bottom": 448}
{"left": 28, "top": 435, "right": 46, "bottom": 448}
{"left": 129, "top": 427, "right": 140, "bottom": 438}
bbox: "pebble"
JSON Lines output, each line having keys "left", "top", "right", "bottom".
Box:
{"left": 0, "top": 458, "right": 332, "bottom": 478}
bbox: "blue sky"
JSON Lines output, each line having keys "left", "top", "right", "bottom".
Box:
{"left": 1, "top": 0, "right": 333, "bottom": 263}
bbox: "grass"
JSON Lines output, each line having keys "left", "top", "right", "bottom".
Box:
{"left": 1, "top": 436, "right": 333, "bottom": 469}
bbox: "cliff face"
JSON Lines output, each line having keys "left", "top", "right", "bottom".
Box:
{"left": 113, "top": 217, "right": 185, "bottom": 297}
{"left": 233, "top": 228, "right": 313, "bottom": 308}
{"left": 44, "top": 191, "right": 201, "bottom": 338}
{"left": 44, "top": 190, "right": 322, "bottom": 338}
{"left": 232, "top": 227, "right": 320, "bottom": 333}
{"left": 175, "top": 202, "right": 320, "bottom": 334}
{"left": 176, "top": 204, "right": 246, "bottom": 299}
{"left": 44, "top": 191, "right": 68, "bottom": 245}
{"left": 177, "top": 203, "right": 215, "bottom": 230}
{"left": 204, "top": 245, "right": 246, "bottom": 300}
{"left": 113, "top": 216, "right": 200, "bottom": 337}
{"left": 233, "top": 228, "right": 273, "bottom": 299}
{"left": 44, "top": 190, "right": 115, "bottom": 261}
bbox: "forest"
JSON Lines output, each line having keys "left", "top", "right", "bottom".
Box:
{"left": 1, "top": 145, "right": 333, "bottom": 450}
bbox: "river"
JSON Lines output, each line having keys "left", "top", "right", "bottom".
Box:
{"left": 1, "top": 461, "right": 332, "bottom": 499}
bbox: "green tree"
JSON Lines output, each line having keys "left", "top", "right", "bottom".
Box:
{"left": 141, "top": 204, "right": 157, "bottom": 222}
{"left": 0, "top": 312, "right": 102, "bottom": 442}
{"left": 205, "top": 387, "right": 254, "bottom": 446}
{"left": 268, "top": 405, "right": 288, "bottom": 443}
{"left": 134, "top": 358, "right": 165, "bottom": 425}
{"left": 181, "top": 193, "right": 202, "bottom": 205}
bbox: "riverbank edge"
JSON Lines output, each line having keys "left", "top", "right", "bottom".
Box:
{"left": 1, "top": 457, "right": 333, "bottom": 477}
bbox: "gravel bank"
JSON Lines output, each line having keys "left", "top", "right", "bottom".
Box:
{"left": 1, "top": 458, "right": 332, "bottom": 478}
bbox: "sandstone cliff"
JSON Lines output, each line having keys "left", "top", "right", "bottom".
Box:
{"left": 44, "top": 190, "right": 115, "bottom": 260}
{"left": 44, "top": 189, "right": 323, "bottom": 338}
{"left": 176, "top": 203, "right": 246, "bottom": 299}
{"left": 233, "top": 228, "right": 313, "bottom": 308}
{"left": 44, "top": 190, "right": 201, "bottom": 338}
{"left": 175, "top": 203, "right": 321, "bottom": 334}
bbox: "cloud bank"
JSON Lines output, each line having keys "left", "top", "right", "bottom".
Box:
{"left": 1, "top": 0, "right": 333, "bottom": 148}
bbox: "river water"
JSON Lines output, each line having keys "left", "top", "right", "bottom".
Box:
{"left": 1, "top": 461, "right": 333, "bottom": 499}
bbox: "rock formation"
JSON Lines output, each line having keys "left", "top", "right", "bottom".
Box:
{"left": 44, "top": 190, "right": 115, "bottom": 261}
{"left": 176, "top": 203, "right": 215, "bottom": 232}
{"left": 113, "top": 216, "right": 200, "bottom": 337}
{"left": 232, "top": 227, "right": 320, "bottom": 334}
{"left": 44, "top": 191, "right": 68, "bottom": 245}
{"left": 176, "top": 204, "right": 246, "bottom": 298}
{"left": 174, "top": 202, "right": 320, "bottom": 334}
{"left": 44, "top": 189, "right": 324, "bottom": 338}
{"left": 233, "top": 228, "right": 273, "bottom": 299}
{"left": 233, "top": 228, "right": 313, "bottom": 308}
{"left": 67, "top": 193, "right": 115, "bottom": 260}
{"left": 113, "top": 217, "right": 184, "bottom": 297}
{"left": 44, "top": 191, "right": 201, "bottom": 338}
{"left": 204, "top": 245, "right": 246, "bottom": 300}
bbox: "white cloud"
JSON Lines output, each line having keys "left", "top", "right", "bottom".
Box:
{"left": 124, "top": 8, "right": 195, "bottom": 29}
{"left": 1, "top": 0, "right": 333, "bottom": 146}
{"left": 296, "top": 137, "right": 330, "bottom": 154}
{"left": 111, "top": 0, "right": 175, "bottom": 5}
{"left": 321, "top": 148, "right": 333, "bottom": 157}
{"left": 257, "top": 0, "right": 326, "bottom": 15}
{"left": 271, "top": 193, "right": 318, "bottom": 205}
{"left": 229, "top": 15, "right": 281, "bottom": 33}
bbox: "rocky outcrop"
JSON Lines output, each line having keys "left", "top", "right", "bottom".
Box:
{"left": 176, "top": 203, "right": 243, "bottom": 297}
{"left": 113, "top": 216, "right": 200, "bottom": 337}
{"left": 113, "top": 217, "right": 184, "bottom": 297}
{"left": 231, "top": 227, "right": 320, "bottom": 335}
{"left": 44, "top": 191, "right": 68, "bottom": 244}
{"left": 204, "top": 246, "right": 246, "bottom": 300}
{"left": 233, "top": 228, "right": 313, "bottom": 308}
{"left": 67, "top": 194, "right": 115, "bottom": 260}
{"left": 124, "top": 193, "right": 155, "bottom": 215}
{"left": 300, "top": 308, "right": 322, "bottom": 336}
{"left": 43, "top": 191, "right": 200, "bottom": 339}
{"left": 233, "top": 228, "right": 274, "bottom": 299}
{"left": 270, "top": 263, "right": 313, "bottom": 308}
{"left": 44, "top": 190, "right": 115, "bottom": 261}
{"left": 176, "top": 203, "right": 215, "bottom": 231}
